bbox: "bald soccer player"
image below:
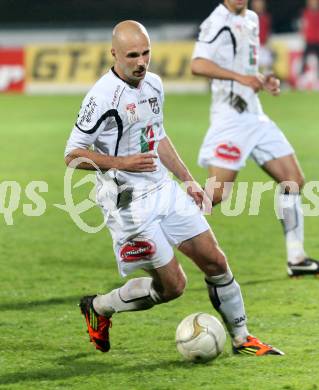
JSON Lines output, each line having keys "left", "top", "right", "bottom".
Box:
{"left": 65, "top": 21, "right": 283, "bottom": 356}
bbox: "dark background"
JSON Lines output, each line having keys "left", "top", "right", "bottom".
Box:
{"left": 0, "top": 0, "right": 305, "bottom": 33}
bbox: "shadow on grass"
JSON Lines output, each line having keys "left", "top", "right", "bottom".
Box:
{"left": 240, "top": 277, "right": 288, "bottom": 286}
{"left": 0, "top": 296, "right": 80, "bottom": 311}
{"left": 0, "top": 353, "right": 190, "bottom": 385}
{"left": 0, "top": 285, "right": 120, "bottom": 311}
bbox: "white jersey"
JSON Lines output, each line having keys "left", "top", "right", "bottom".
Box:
{"left": 65, "top": 68, "right": 169, "bottom": 211}
{"left": 192, "top": 4, "right": 263, "bottom": 115}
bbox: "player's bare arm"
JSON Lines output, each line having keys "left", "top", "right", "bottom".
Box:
{"left": 191, "top": 57, "right": 264, "bottom": 92}
{"left": 157, "top": 136, "right": 204, "bottom": 207}
{"left": 65, "top": 148, "right": 157, "bottom": 172}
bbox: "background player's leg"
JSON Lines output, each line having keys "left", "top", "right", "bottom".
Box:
{"left": 178, "top": 230, "right": 249, "bottom": 344}
{"left": 93, "top": 256, "right": 186, "bottom": 317}
{"left": 262, "top": 154, "right": 306, "bottom": 263}
{"left": 262, "top": 154, "right": 319, "bottom": 275}
{"left": 206, "top": 166, "right": 238, "bottom": 206}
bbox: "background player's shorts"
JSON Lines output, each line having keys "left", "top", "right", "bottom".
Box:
{"left": 103, "top": 180, "right": 210, "bottom": 277}
{"left": 198, "top": 111, "right": 295, "bottom": 171}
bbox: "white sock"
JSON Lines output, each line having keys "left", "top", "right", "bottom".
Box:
{"left": 278, "top": 193, "right": 306, "bottom": 264}
{"left": 93, "top": 277, "right": 162, "bottom": 317}
{"left": 205, "top": 267, "right": 249, "bottom": 344}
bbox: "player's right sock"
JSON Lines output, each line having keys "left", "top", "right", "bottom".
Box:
{"left": 205, "top": 267, "right": 249, "bottom": 341}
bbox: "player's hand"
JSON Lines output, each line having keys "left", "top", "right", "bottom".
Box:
{"left": 186, "top": 181, "right": 212, "bottom": 212}
{"left": 238, "top": 74, "right": 265, "bottom": 92}
{"left": 263, "top": 75, "right": 281, "bottom": 96}
{"left": 117, "top": 153, "right": 158, "bottom": 172}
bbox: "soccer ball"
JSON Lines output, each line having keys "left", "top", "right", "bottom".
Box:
{"left": 175, "top": 312, "right": 226, "bottom": 362}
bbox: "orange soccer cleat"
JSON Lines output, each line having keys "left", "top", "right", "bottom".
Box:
{"left": 233, "top": 335, "right": 284, "bottom": 356}
{"left": 79, "top": 295, "right": 112, "bottom": 353}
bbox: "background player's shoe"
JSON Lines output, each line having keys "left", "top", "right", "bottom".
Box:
{"left": 287, "top": 258, "right": 319, "bottom": 277}
{"left": 79, "top": 295, "right": 112, "bottom": 352}
{"left": 233, "top": 335, "right": 284, "bottom": 356}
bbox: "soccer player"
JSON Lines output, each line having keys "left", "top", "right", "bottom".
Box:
{"left": 65, "top": 20, "right": 283, "bottom": 356}
{"left": 191, "top": 0, "right": 319, "bottom": 277}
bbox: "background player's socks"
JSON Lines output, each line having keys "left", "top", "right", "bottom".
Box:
{"left": 278, "top": 193, "right": 306, "bottom": 264}
{"left": 205, "top": 267, "right": 249, "bottom": 342}
{"left": 93, "top": 277, "right": 162, "bottom": 317}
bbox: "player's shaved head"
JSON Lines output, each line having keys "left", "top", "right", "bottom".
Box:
{"left": 112, "top": 20, "right": 150, "bottom": 51}
{"left": 111, "top": 20, "right": 151, "bottom": 87}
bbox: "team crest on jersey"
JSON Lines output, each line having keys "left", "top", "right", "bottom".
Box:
{"left": 126, "top": 102, "right": 139, "bottom": 124}
{"left": 148, "top": 97, "right": 160, "bottom": 114}
{"left": 215, "top": 143, "right": 241, "bottom": 162}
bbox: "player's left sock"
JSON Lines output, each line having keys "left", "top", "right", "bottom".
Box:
{"left": 205, "top": 267, "right": 249, "bottom": 342}
{"left": 92, "top": 277, "right": 163, "bottom": 317}
{"left": 277, "top": 192, "right": 306, "bottom": 265}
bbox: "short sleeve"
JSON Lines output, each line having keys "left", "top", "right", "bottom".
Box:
{"left": 157, "top": 78, "right": 166, "bottom": 141}
{"left": 157, "top": 124, "right": 167, "bottom": 141}
{"left": 64, "top": 93, "right": 108, "bottom": 157}
{"left": 192, "top": 17, "right": 225, "bottom": 61}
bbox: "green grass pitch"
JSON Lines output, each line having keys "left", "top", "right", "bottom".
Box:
{"left": 0, "top": 91, "right": 319, "bottom": 390}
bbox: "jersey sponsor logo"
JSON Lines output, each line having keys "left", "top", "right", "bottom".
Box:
{"left": 215, "top": 143, "right": 241, "bottom": 162}
{"left": 148, "top": 97, "right": 160, "bottom": 114}
{"left": 126, "top": 102, "right": 139, "bottom": 124}
{"left": 120, "top": 239, "right": 156, "bottom": 262}
{"left": 77, "top": 96, "right": 98, "bottom": 127}
{"left": 140, "top": 125, "right": 155, "bottom": 152}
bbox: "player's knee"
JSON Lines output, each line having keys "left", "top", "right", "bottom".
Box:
{"left": 281, "top": 174, "right": 305, "bottom": 193}
{"left": 162, "top": 275, "right": 186, "bottom": 302}
{"left": 290, "top": 174, "right": 305, "bottom": 191}
{"left": 201, "top": 249, "right": 228, "bottom": 276}
{"left": 212, "top": 192, "right": 223, "bottom": 206}
{"left": 296, "top": 174, "right": 305, "bottom": 190}
{"left": 211, "top": 188, "right": 232, "bottom": 206}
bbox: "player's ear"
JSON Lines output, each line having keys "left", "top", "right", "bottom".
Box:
{"left": 111, "top": 48, "right": 116, "bottom": 59}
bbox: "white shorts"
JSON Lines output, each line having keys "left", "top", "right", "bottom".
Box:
{"left": 198, "top": 111, "right": 294, "bottom": 171}
{"left": 103, "top": 180, "right": 210, "bottom": 277}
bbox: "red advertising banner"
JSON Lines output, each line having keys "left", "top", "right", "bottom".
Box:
{"left": 0, "top": 48, "right": 25, "bottom": 92}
